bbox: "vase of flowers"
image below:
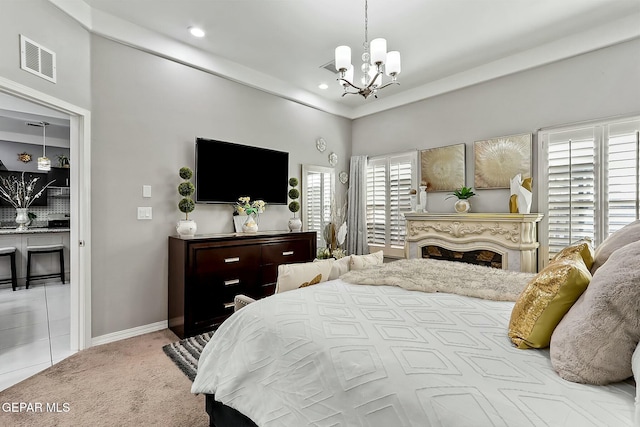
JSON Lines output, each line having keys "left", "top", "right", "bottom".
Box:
{"left": 287, "top": 177, "right": 302, "bottom": 232}
{"left": 176, "top": 167, "right": 197, "bottom": 236}
{"left": 234, "top": 196, "right": 265, "bottom": 233}
{"left": 0, "top": 172, "right": 54, "bottom": 230}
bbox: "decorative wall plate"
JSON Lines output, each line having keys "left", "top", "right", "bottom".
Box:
{"left": 339, "top": 171, "right": 348, "bottom": 184}
{"left": 18, "top": 152, "right": 32, "bottom": 163}
{"left": 328, "top": 152, "right": 338, "bottom": 167}
{"left": 316, "top": 137, "right": 327, "bottom": 152}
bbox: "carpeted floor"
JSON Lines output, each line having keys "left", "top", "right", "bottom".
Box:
{"left": 0, "top": 329, "right": 209, "bottom": 427}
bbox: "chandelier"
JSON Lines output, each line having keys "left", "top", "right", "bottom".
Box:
{"left": 334, "top": 0, "right": 401, "bottom": 99}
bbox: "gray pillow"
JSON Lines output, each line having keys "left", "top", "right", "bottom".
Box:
{"left": 550, "top": 239, "right": 640, "bottom": 384}
{"left": 591, "top": 219, "right": 640, "bottom": 274}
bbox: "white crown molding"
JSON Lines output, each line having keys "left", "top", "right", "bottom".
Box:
{"left": 49, "top": 1, "right": 640, "bottom": 120}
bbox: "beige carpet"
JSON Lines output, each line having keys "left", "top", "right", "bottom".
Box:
{"left": 0, "top": 329, "right": 209, "bottom": 427}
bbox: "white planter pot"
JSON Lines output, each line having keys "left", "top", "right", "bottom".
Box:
{"left": 454, "top": 199, "right": 471, "bottom": 213}
{"left": 176, "top": 219, "right": 197, "bottom": 236}
{"left": 288, "top": 217, "right": 302, "bottom": 232}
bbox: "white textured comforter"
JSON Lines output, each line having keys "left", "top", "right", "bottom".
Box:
{"left": 192, "top": 280, "right": 635, "bottom": 426}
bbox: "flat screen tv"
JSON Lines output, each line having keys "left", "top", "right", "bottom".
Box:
{"left": 195, "top": 138, "right": 289, "bottom": 205}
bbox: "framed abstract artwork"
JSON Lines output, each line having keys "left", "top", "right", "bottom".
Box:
{"left": 474, "top": 133, "right": 532, "bottom": 189}
{"left": 420, "top": 143, "right": 465, "bottom": 192}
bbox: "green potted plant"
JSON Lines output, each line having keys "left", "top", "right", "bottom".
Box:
{"left": 56, "top": 154, "right": 70, "bottom": 168}
{"left": 176, "top": 167, "right": 197, "bottom": 236}
{"left": 287, "top": 177, "right": 301, "bottom": 232}
{"left": 446, "top": 186, "right": 476, "bottom": 213}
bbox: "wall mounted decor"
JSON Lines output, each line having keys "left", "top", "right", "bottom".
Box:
{"left": 17, "top": 152, "right": 32, "bottom": 163}
{"left": 328, "top": 152, "right": 338, "bottom": 167}
{"left": 420, "top": 143, "right": 465, "bottom": 192}
{"left": 339, "top": 171, "right": 348, "bottom": 184}
{"left": 474, "top": 133, "right": 532, "bottom": 189}
{"left": 316, "top": 137, "right": 326, "bottom": 152}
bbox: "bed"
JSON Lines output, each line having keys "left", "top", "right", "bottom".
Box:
{"left": 191, "top": 263, "right": 637, "bottom": 427}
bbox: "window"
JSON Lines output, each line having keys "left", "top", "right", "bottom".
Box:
{"left": 366, "top": 152, "right": 417, "bottom": 257}
{"left": 303, "top": 165, "right": 334, "bottom": 249}
{"left": 539, "top": 116, "right": 640, "bottom": 266}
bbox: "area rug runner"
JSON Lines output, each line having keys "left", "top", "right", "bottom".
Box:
{"left": 162, "top": 330, "right": 215, "bottom": 381}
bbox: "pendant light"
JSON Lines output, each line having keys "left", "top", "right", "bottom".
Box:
{"left": 37, "top": 121, "right": 51, "bottom": 171}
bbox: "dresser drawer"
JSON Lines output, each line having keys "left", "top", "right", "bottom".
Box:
{"left": 262, "top": 239, "right": 312, "bottom": 265}
{"left": 191, "top": 244, "right": 261, "bottom": 274}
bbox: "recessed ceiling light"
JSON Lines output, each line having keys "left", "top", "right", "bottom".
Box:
{"left": 188, "top": 26, "right": 205, "bottom": 38}
{"left": 318, "top": 83, "right": 329, "bottom": 90}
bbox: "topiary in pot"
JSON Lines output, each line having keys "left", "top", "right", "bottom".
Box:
{"left": 287, "top": 177, "right": 302, "bottom": 232}
{"left": 176, "top": 166, "right": 197, "bottom": 236}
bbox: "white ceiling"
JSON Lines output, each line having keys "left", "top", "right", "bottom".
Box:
{"left": 53, "top": 0, "right": 640, "bottom": 118}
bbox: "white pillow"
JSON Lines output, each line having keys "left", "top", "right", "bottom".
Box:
{"left": 349, "top": 250, "right": 384, "bottom": 271}
{"left": 329, "top": 255, "right": 351, "bottom": 280}
{"left": 275, "top": 260, "right": 334, "bottom": 293}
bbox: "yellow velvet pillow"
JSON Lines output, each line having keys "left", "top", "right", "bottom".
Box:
{"left": 551, "top": 238, "right": 594, "bottom": 270}
{"left": 299, "top": 274, "right": 322, "bottom": 288}
{"left": 508, "top": 254, "right": 592, "bottom": 349}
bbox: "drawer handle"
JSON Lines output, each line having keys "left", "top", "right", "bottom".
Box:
{"left": 282, "top": 251, "right": 294, "bottom": 256}
{"left": 224, "top": 257, "right": 240, "bottom": 263}
{"left": 224, "top": 302, "right": 235, "bottom": 310}
{"left": 224, "top": 279, "right": 240, "bottom": 286}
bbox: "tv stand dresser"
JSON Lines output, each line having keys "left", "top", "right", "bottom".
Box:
{"left": 168, "top": 231, "right": 316, "bottom": 338}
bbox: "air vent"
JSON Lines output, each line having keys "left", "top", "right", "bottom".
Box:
{"left": 320, "top": 60, "right": 338, "bottom": 74}
{"left": 20, "top": 35, "right": 57, "bottom": 83}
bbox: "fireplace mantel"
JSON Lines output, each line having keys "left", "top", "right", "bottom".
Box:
{"left": 404, "top": 212, "right": 543, "bottom": 273}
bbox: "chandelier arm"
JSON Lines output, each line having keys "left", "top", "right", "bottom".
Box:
{"left": 337, "top": 78, "right": 365, "bottom": 92}
{"left": 364, "top": 70, "right": 383, "bottom": 90}
{"left": 375, "top": 81, "right": 400, "bottom": 90}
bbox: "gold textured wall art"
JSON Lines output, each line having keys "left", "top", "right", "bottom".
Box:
{"left": 474, "top": 133, "right": 532, "bottom": 189}
{"left": 420, "top": 143, "right": 465, "bottom": 192}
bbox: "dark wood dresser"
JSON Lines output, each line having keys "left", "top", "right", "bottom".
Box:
{"left": 168, "top": 231, "right": 316, "bottom": 338}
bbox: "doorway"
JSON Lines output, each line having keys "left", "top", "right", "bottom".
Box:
{"left": 0, "top": 76, "right": 91, "bottom": 357}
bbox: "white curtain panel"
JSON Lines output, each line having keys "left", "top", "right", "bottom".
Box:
{"left": 346, "top": 155, "right": 369, "bottom": 255}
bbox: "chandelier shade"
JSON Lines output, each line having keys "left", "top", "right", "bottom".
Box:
{"left": 334, "top": 0, "right": 401, "bottom": 99}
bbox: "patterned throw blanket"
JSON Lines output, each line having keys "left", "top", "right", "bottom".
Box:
{"left": 339, "top": 258, "right": 534, "bottom": 301}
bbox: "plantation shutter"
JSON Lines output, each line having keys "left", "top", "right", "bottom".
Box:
{"left": 389, "top": 161, "right": 413, "bottom": 246}
{"left": 305, "top": 171, "right": 331, "bottom": 248}
{"left": 605, "top": 120, "right": 640, "bottom": 235}
{"left": 366, "top": 160, "right": 386, "bottom": 246}
{"left": 366, "top": 152, "right": 417, "bottom": 257}
{"left": 546, "top": 127, "right": 596, "bottom": 255}
{"left": 539, "top": 115, "right": 640, "bottom": 266}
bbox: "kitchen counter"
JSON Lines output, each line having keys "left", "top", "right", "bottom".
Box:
{"left": 0, "top": 227, "right": 70, "bottom": 235}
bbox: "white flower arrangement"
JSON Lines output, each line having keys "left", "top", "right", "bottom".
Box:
{"left": 0, "top": 172, "right": 55, "bottom": 209}
{"left": 234, "top": 196, "right": 266, "bottom": 216}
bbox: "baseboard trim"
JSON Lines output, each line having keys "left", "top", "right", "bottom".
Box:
{"left": 91, "top": 320, "right": 168, "bottom": 347}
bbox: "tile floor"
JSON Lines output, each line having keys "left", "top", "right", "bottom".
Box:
{"left": 0, "top": 281, "right": 74, "bottom": 391}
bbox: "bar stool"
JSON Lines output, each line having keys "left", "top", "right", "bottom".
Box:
{"left": 0, "top": 247, "right": 18, "bottom": 291}
{"left": 26, "top": 244, "right": 65, "bottom": 289}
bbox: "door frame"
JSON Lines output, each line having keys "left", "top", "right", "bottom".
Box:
{"left": 0, "top": 76, "right": 92, "bottom": 350}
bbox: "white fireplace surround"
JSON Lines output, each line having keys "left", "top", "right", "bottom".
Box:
{"left": 404, "top": 213, "right": 543, "bottom": 273}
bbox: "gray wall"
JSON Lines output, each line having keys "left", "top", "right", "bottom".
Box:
{"left": 90, "top": 36, "right": 351, "bottom": 337}
{"left": 353, "top": 38, "right": 640, "bottom": 213}
{"left": 0, "top": 0, "right": 91, "bottom": 110}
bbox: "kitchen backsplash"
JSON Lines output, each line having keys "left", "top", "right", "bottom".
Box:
{"left": 0, "top": 187, "right": 70, "bottom": 226}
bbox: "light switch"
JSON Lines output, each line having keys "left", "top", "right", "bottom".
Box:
{"left": 137, "top": 207, "right": 152, "bottom": 220}
{"left": 142, "top": 185, "right": 152, "bottom": 198}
